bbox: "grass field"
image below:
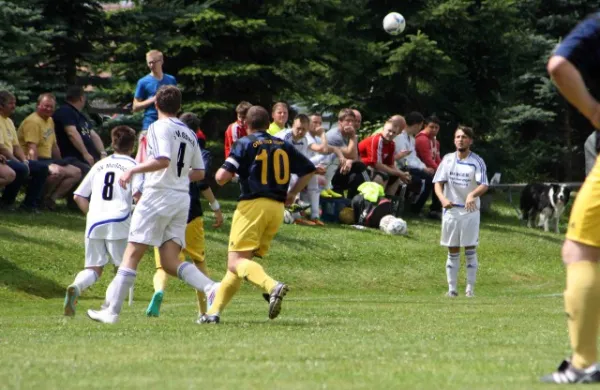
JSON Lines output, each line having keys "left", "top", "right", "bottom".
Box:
{"left": 0, "top": 196, "right": 576, "bottom": 389}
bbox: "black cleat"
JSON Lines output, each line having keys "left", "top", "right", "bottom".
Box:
{"left": 197, "top": 314, "right": 220, "bottom": 324}
{"left": 541, "top": 359, "right": 600, "bottom": 384}
{"left": 268, "top": 283, "right": 289, "bottom": 320}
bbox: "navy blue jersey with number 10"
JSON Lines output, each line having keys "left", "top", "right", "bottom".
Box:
{"left": 222, "top": 131, "right": 316, "bottom": 202}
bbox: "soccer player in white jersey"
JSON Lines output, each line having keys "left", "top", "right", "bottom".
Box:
{"left": 63, "top": 126, "right": 142, "bottom": 316}
{"left": 275, "top": 114, "right": 329, "bottom": 226}
{"left": 87, "top": 85, "right": 219, "bottom": 324}
{"left": 432, "top": 126, "right": 489, "bottom": 297}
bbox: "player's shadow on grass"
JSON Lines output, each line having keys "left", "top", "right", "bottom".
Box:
{"left": 0, "top": 226, "right": 69, "bottom": 250}
{"left": 0, "top": 256, "right": 64, "bottom": 298}
{"left": 1, "top": 211, "right": 84, "bottom": 233}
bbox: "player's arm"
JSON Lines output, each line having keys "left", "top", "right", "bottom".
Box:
{"left": 548, "top": 56, "right": 600, "bottom": 128}
{"left": 189, "top": 169, "right": 205, "bottom": 182}
{"left": 119, "top": 157, "right": 168, "bottom": 189}
{"left": 73, "top": 195, "right": 90, "bottom": 214}
{"left": 189, "top": 142, "right": 206, "bottom": 182}
{"left": 434, "top": 182, "right": 452, "bottom": 209}
{"left": 201, "top": 187, "right": 223, "bottom": 228}
{"left": 216, "top": 139, "right": 244, "bottom": 185}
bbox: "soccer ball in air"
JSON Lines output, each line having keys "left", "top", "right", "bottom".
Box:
{"left": 379, "top": 214, "right": 408, "bottom": 235}
{"left": 383, "top": 12, "right": 406, "bottom": 35}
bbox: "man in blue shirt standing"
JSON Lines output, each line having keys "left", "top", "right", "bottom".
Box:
{"left": 132, "top": 50, "right": 177, "bottom": 162}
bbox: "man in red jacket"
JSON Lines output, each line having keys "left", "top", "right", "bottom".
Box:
{"left": 359, "top": 120, "right": 410, "bottom": 196}
{"left": 415, "top": 115, "right": 442, "bottom": 218}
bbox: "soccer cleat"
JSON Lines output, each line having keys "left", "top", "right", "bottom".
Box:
{"left": 87, "top": 309, "right": 118, "bottom": 324}
{"left": 294, "top": 218, "right": 316, "bottom": 226}
{"left": 145, "top": 291, "right": 164, "bottom": 317}
{"left": 262, "top": 293, "right": 270, "bottom": 303}
{"left": 310, "top": 218, "right": 325, "bottom": 226}
{"left": 541, "top": 359, "right": 600, "bottom": 384}
{"left": 446, "top": 291, "right": 458, "bottom": 297}
{"left": 327, "top": 189, "right": 343, "bottom": 198}
{"left": 197, "top": 314, "right": 220, "bottom": 324}
{"left": 205, "top": 282, "right": 220, "bottom": 311}
{"left": 465, "top": 291, "right": 475, "bottom": 298}
{"left": 268, "top": 283, "right": 289, "bottom": 320}
{"left": 63, "top": 284, "right": 80, "bottom": 317}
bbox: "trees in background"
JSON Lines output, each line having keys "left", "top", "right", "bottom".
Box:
{"left": 2, "top": 0, "right": 599, "bottom": 181}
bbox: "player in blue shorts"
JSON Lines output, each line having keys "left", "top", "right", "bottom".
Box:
{"left": 542, "top": 13, "right": 600, "bottom": 384}
{"left": 199, "top": 105, "right": 316, "bottom": 324}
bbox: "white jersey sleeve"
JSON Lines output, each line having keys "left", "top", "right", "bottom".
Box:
{"left": 73, "top": 164, "right": 95, "bottom": 198}
{"left": 473, "top": 153, "right": 488, "bottom": 185}
{"left": 433, "top": 154, "right": 451, "bottom": 183}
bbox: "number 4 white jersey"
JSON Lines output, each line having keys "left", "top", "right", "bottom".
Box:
{"left": 74, "top": 154, "right": 143, "bottom": 240}
{"left": 145, "top": 118, "right": 205, "bottom": 193}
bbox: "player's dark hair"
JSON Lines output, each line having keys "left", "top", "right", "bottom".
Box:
{"left": 236, "top": 101, "right": 252, "bottom": 115}
{"left": 294, "top": 113, "right": 310, "bottom": 124}
{"left": 111, "top": 125, "right": 136, "bottom": 154}
{"left": 155, "top": 85, "right": 181, "bottom": 115}
{"left": 456, "top": 125, "right": 474, "bottom": 139}
{"left": 338, "top": 108, "right": 356, "bottom": 122}
{"left": 405, "top": 111, "right": 424, "bottom": 126}
{"left": 180, "top": 112, "right": 201, "bottom": 132}
{"left": 425, "top": 115, "right": 440, "bottom": 126}
{"left": 246, "top": 106, "right": 270, "bottom": 131}
{"left": 0, "top": 90, "right": 15, "bottom": 107}
{"left": 66, "top": 86, "right": 85, "bottom": 103}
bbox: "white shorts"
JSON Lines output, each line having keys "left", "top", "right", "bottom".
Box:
{"left": 128, "top": 190, "right": 189, "bottom": 248}
{"left": 85, "top": 238, "right": 127, "bottom": 268}
{"left": 440, "top": 209, "right": 480, "bottom": 247}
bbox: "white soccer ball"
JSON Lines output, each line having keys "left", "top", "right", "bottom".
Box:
{"left": 379, "top": 214, "right": 408, "bottom": 235}
{"left": 383, "top": 12, "right": 406, "bottom": 35}
{"left": 283, "top": 209, "right": 295, "bottom": 224}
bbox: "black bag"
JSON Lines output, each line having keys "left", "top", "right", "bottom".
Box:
{"left": 351, "top": 194, "right": 393, "bottom": 228}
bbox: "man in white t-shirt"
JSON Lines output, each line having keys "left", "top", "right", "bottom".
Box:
{"left": 433, "top": 126, "right": 488, "bottom": 298}
{"left": 275, "top": 114, "right": 328, "bottom": 225}
{"left": 87, "top": 85, "right": 219, "bottom": 324}
{"left": 64, "top": 126, "right": 142, "bottom": 316}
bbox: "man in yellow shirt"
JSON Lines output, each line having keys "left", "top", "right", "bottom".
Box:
{"left": 0, "top": 91, "right": 49, "bottom": 212}
{"left": 18, "top": 93, "right": 82, "bottom": 210}
{"left": 266, "top": 102, "right": 288, "bottom": 135}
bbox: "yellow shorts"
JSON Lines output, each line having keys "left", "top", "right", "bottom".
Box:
{"left": 154, "top": 217, "right": 205, "bottom": 268}
{"left": 566, "top": 158, "right": 600, "bottom": 247}
{"left": 228, "top": 198, "right": 284, "bottom": 257}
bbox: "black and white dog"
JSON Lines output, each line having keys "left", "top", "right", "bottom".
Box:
{"left": 520, "top": 183, "right": 571, "bottom": 233}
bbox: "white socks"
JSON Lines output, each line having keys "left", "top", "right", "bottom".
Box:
{"left": 307, "top": 175, "right": 320, "bottom": 219}
{"left": 465, "top": 249, "right": 478, "bottom": 294}
{"left": 106, "top": 267, "right": 137, "bottom": 315}
{"left": 446, "top": 252, "right": 460, "bottom": 293}
{"left": 72, "top": 269, "right": 98, "bottom": 292}
{"left": 177, "top": 262, "right": 214, "bottom": 295}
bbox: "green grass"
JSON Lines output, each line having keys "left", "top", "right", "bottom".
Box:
{"left": 0, "top": 197, "right": 577, "bottom": 389}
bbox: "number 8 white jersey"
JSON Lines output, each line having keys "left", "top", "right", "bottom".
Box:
{"left": 74, "top": 154, "right": 143, "bottom": 239}
{"left": 145, "top": 118, "right": 205, "bottom": 193}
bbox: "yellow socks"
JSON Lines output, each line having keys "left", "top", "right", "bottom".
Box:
{"left": 565, "top": 261, "right": 600, "bottom": 369}
{"left": 236, "top": 259, "right": 278, "bottom": 293}
{"left": 207, "top": 271, "right": 242, "bottom": 315}
{"left": 153, "top": 268, "right": 169, "bottom": 292}
{"left": 194, "top": 260, "right": 209, "bottom": 314}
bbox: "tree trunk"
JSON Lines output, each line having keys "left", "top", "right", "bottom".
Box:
{"left": 563, "top": 108, "right": 573, "bottom": 181}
